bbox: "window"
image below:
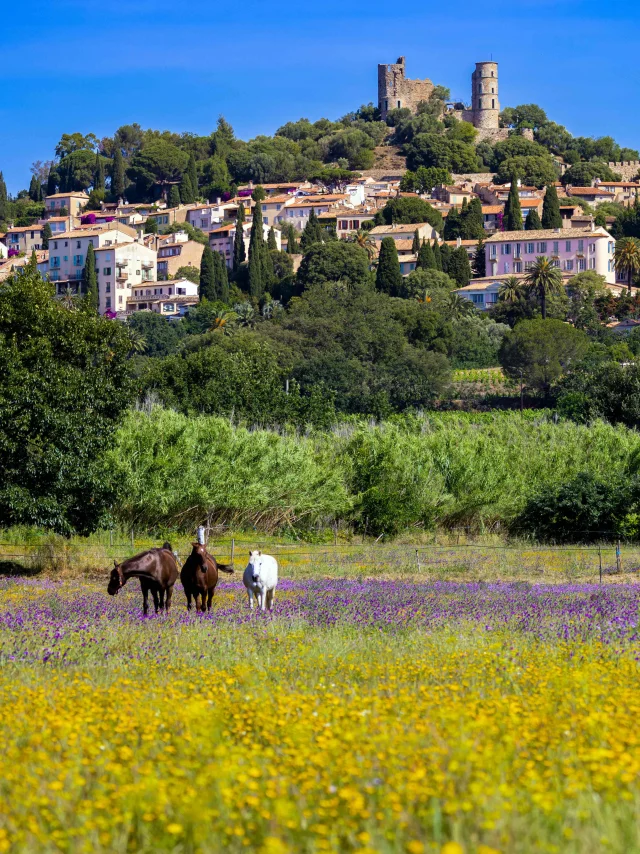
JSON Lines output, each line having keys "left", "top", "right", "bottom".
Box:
{"left": 51, "top": 257, "right": 60, "bottom": 268}
{"left": 490, "top": 245, "right": 497, "bottom": 258}
{"left": 118, "top": 295, "right": 123, "bottom": 304}
{"left": 514, "top": 244, "right": 521, "bottom": 258}
{"left": 105, "top": 283, "right": 111, "bottom": 293}
{"left": 76, "top": 241, "right": 81, "bottom": 249}
{"left": 578, "top": 259, "right": 586, "bottom": 271}
{"left": 501, "top": 244, "right": 511, "bottom": 255}
{"left": 608, "top": 241, "right": 614, "bottom": 254}
{"left": 478, "top": 99, "right": 482, "bottom": 109}
{"left": 105, "top": 298, "right": 111, "bottom": 309}
{"left": 578, "top": 240, "right": 584, "bottom": 253}
{"left": 339, "top": 220, "right": 349, "bottom": 230}
{"left": 589, "top": 258, "right": 596, "bottom": 269}
{"left": 525, "top": 261, "right": 534, "bottom": 272}
{"left": 503, "top": 262, "right": 510, "bottom": 274}
{"left": 589, "top": 243, "right": 596, "bottom": 254}
{"left": 514, "top": 261, "right": 523, "bottom": 273}
{"left": 73, "top": 254, "right": 83, "bottom": 266}
{"left": 53, "top": 241, "right": 58, "bottom": 250}
{"left": 565, "top": 260, "right": 574, "bottom": 271}
{"left": 553, "top": 242, "right": 559, "bottom": 254}
{"left": 103, "top": 267, "right": 111, "bottom": 275}
{"left": 566, "top": 241, "right": 572, "bottom": 252}
{"left": 608, "top": 260, "right": 613, "bottom": 272}
{"left": 536, "top": 242, "right": 547, "bottom": 253}
{"left": 526, "top": 243, "right": 534, "bottom": 254}
{"left": 492, "top": 99, "right": 495, "bottom": 109}
{"left": 552, "top": 260, "right": 560, "bottom": 268}
{"left": 471, "top": 294, "right": 484, "bottom": 304}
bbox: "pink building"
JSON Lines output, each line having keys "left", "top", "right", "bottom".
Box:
{"left": 484, "top": 226, "right": 615, "bottom": 284}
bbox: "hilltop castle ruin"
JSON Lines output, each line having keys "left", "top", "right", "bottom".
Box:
{"left": 378, "top": 57, "right": 512, "bottom": 143}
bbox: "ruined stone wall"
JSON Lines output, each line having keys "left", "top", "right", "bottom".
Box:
{"left": 608, "top": 161, "right": 640, "bottom": 180}
{"left": 378, "top": 57, "right": 434, "bottom": 121}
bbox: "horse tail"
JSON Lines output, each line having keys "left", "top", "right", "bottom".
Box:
{"left": 162, "top": 542, "right": 172, "bottom": 552}
{"left": 218, "top": 562, "right": 234, "bottom": 574}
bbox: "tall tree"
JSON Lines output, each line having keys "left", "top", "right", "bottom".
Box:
{"left": 448, "top": 246, "right": 472, "bottom": 287}
{"left": 461, "top": 197, "right": 485, "bottom": 239}
{"left": 525, "top": 208, "right": 542, "bottom": 230}
{"left": 440, "top": 242, "right": 452, "bottom": 274}
{"left": 301, "top": 208, "right": 323, "bottom": 251}
{"left": 524, "top": 255, "right": 563, "bottom": 319}
{"left": 94, "top": 155, "right": 105, "bottom": 192}
{"left": 216, "top": 251, "right": 230, "bottom": 303}
{"left": 82, "top": 244, "right": 99, "bottom": 312}
{"left": 541, "top": 184, "right": 562, "bottom": 229}
{"left": 233, "top": 203, "right": 246, "bottom": 272}
{"left": 0, "top": 171, "right": 8, "bottom": 223}
{"left": 285, "top": 223, "right": 299, "bottom": 255}
{"left": 417, "top": 238, "right": 436, "bottom": 270}
{"left": 199, "top": 246, "right": 216, "bottom": 300}
{"left": 614, "top": 237, "right": 640, "bottom": 294}
{"left": 248, "top": 199, "right": 267, "bottom": 299}
{"left": 375, "top": 237, "right": 403, "bottom": 296}
{"left": 46, "top": 167, "right": 57, "bottom": 196}
{"left": 432, "top": 239, "right": 442, "bottom": 271}
{"left": 28, "top": 175, "right": 39, "bottom": 201}
{"left": 267, "top": 226, "right": 278, "bottom": 251}
{"left": 111, "top": 148, "right": 126, "bottom": 199}
{"left": 168, "top": 185, "right": 181, "bottom": 208}
{"left": 179, "top": 172, "right": 194, "bottom": 205}
{"left": 411, "top": 229, "right": 421, "bottom": 255}
{"left": 252, "top": 185, "right": 266, "bottom": 202}
{"left": 504, "top": 177, "right": 523, "bottom": 231}
{"left": 188, "top": 153, "right": 198, "bottom": 200}
{"left": 472, "top": 239, "right": 486, "bottom": 278}
{"left": 42, "top": 222, "right": 52, "bottom": 250}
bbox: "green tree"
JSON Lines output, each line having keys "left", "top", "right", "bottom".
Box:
{"left": 179, "top": 172, "right": 194, "bottom": 205}
{"left": 144, "top": 217, "right": 158, "bottom": 234}
{"left": 111, "top": 148, "right": 126, "bottom": 199}
{"left": 614, "top": 237, "right": 640, "bottom": 293}
{"left": 497, "top": 276, "right": 524, "bottom": 303}
{"left": 0, "top": 265, "right": 133, "bottom": 534}
{"left": 525, "top": 208, "right": 542, "bottom": 230}
{"left": 541, "top": 184, "right": 562, "bottom": 229}
{"left": 376, "top": 237, "right": 403, "bottom": 296}
{"left": 41, "top": 222, "right": 52, "bottom": 250}
{"left": 267, "top": 226, "right": 278, "bottom": 251}
{"left": 46, "top": 167, "right": 57, "bottom": 197}
{"left": 175, "top": 265, "right": 200, "bottom": 284}
{"left": 297, "top": 241, "right": 370, "bottom": 291}
{"left": 524, "top": 255, "right": 563, "bottom": 319}
{"left": 0, "top": 171, "right": 8, "bottom": 224}
{"left": 168, "top": 185, "right": 181, "bottom": 208}
{"left": 94, "top": 154, "right": 105, "bottom": 192}
{"left": 252, "top": 185, "right": 266, "bottom": 201}
{"left": 447, "top": 246, "right": 472, "bottom": 288}
{"left": 417, "top": 239, "right": 436, "bottom": 270}
{"left": 504, "top": 177, "right": 523, "bottom": 231}
{"left": 300, "top": 208, "right": 324, "bottom": 251}
{"left": 472, "top": 239, "right": 486, "bottom": 278}
{"left": 378, "top": 197, "right": 443, "bottom": 232}
{"left": 82, "top": 244, "right": 99, "bottom": 312}
{"left": 233, "top": 203, "right": 246, "bottom": 272}
{"left": 188, "top": 153, "right": 199, "bottom": 200}
{"left": 248, "top": 199, "right": 267, "bottom": 299}
{"left": 461, "top": 197, "right": 484, "bottom": 239}
{"left": 433, "top": 240, "right": 443, "bottom": 271}
{"left": 495, "top": 156, "right": 557, "bottom": 189}
{"left": 199, "top": 246, "right": 216, "bottom": 300}
{"left": 499, "top": 318, "right": 588, "bottom": 397}
{"left": 127, "top": 140, "right": 189, "bottom": 200}
{"left": 284, "top": 223, "right": 299, "bottom": 254}
{"left": 214, "top": 251, "right": 230, "bottom": 303}
{"left": 411, "top": 229, "right": 421, "bottom": 255}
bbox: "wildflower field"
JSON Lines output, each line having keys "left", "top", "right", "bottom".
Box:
{"left": 1, "top": 576, "right": 640, "bottom": 853}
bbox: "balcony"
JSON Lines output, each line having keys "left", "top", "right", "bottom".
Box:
{"left": 141, "top": 261, "right": 154, "bottom": 269}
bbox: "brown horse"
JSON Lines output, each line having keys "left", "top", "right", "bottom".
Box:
{"left": 107, "top": 543, "right": 179, "bottom": 615}
{"left": 181, "top": 543, "right": 234, "bottom": 612}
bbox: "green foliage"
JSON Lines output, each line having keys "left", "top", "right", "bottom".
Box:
{"left": 179, "top": 173, "right": 194, "bottom": 205}
{"left": 174, "top": 265, "right": 200, "bottom": 284}
{"left": 128, "top": 312, "right": 185, "bottom": 358}
{"left": 128, "top": 140, "right": 189, "bottom": 199}
{"left": 252, "top": 185, "right": 266, "bottom": 202}
{"left": 499, "top": 318, "right": 589, "bottom": 396}
{"left": 417, "top": 239, "right": 436, "bottom": 271}
{"left": 500, "top": 104, "right": 548, "bottom": 130}
{"left": 159, "top": 221, "right": 208, "bottom": 245}
{"left": 404, "top": 133, "right": 481, "bottom": 174}
{"left": 297, "top": 241, "right": 370, "bottom": 291}
{"left": 562, "top": 161, "right": 620, "bottom": 187}
{"left": 557, "top": 361, "right": 640, "bottom": 429}
{"left": 524, "top": 255, "right": 563, "bottom": 319}
{"left": 82, "top": 244, "right": 99, "bottom": 312}
{"left": 233, "top": 203, "right": 246, "bottom": 271}
{"left": 495, "top": 156, "right": 558, "bottom": 189}
{"left": 525, "top": 208, "right": 542, "bottom": 230}
{"left": 375, "top": 238, "right": 403, "bottom": 296}
{"left": 0, "top": 171, "right": 7, "bottom": 224}
{"left": 41, "top": 222, "right": 52, "bottom": 250}
{"left": 300, "top": 208, "right": 324, "bottom": 251}
{"left": 399, "top": 166, "right": 452, "bottom": 194}
{"left": 541, "top": 184, "right": 562, "bottom": 229}
{"left": 504, "top": 178, "right": 523, "bottom": 231}
{"left": 378, "top": 197, "right": 443, "bottom": 233}
{"left": 447, "top": 247, "right": 472, "bottom": 288}
{"left": 168, "top": 185, "right": 181, "bottom": 208}
{"left": 111, "top": 148, "right": 126, "bottom": 199}
{"left": 472, "top": 240, "right": 486, "bottom": 278}
{"left": 0, "top": 265, "right": 133, "bottom": 534}
{"left": 199, "top": 246, "right": 216, "bottom": 301}
{"left": 449, "top": 316, "right": 511, "bottom": 369}
{"left": 248, "top": 200, "right": 269, "bottom": 299}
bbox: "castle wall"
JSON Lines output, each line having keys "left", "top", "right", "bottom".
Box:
{"left": 608, "top": 161, "right": 640, "bottom": 180}
{"left": 378, "top": 57, "right": 434, "bottom": 121}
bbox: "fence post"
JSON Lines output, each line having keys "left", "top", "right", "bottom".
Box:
{"left": 109, "top": 529, "right": 113, "bottom": 547}
{"left": 599, "top": 546, "right": 602, "bottom": 585}
{"left": 616, "top": 540, "right": 622, "bottom": 574}
{"left": 416, "top": 549, "right": 421, "bottom": 573}
{"left": 130, "top": 528, "right": 134, "bottom": 549}
{"left": 231, "top": 538, "right": 235, "bottom": 567}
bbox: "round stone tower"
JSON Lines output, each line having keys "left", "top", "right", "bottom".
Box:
{"left": 471, "top": 61, "right": 500, "bottom": 130}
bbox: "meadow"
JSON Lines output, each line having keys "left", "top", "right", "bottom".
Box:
{"left": 1, "top": 569, "right": 640, "bottom": 853}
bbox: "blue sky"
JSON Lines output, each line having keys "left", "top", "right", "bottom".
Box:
{"left": 2, "top": 0, "right": 639, "bottom": 193}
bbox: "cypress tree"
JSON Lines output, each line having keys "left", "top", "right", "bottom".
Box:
{"left": 432, "top": 239, "right": 442, "bottom": 271}
{"left": 472, "top": 239, "right": 486, "bottom": 278}
{"left": 525, "top": 208, "right": 542, "bottom": 230}
{"left": 168, "top": 185, "right": 181, "bottom": 208}
{"left": 29, "top": 175, "right": 39, "bottom": 201}
{"left": 267, "top": 226, "right": 277, "bottom": 251}
{"left": 111, "top": 148, "right": 126, "bottom": 199}
{"left": 248, "top": 199, "right": 266, "bottom": 299}
{"left": 82, "top": 244, "right": 99, "bottom": 312}
{"left": 541, "top": 184, "right": 562, "bottom": 229}
{"left": 448, "top": 246, "right": 472, "bottom": 287}
{"left": 179, "top": 172, "right": 194, "bottom": 205}
{"left": 94, "top": 155, "right": 105, "bottom": 192}
{"left": 0, "top": 171, "right": 7, "bottom": 223}
{"left": 417, "top": 238, "right": 436, "bottom": 270}
{"left": 46, "top": 167, "right": 57, "bottom": 196}
{"left": 462, "top": 197, "right": 484, "bottom": 239}
{"left": 440, "top": 242, "right": 452, "bottom": 274}
{"left": 504, "top": 177, "right": 523, "bottom": 231}
{"left": 217, "top": 251, "right": 229, "bottom": 303}
{"left": 42, "top": 222, "right": 52, "bottom": 250}
{"left": 375, "top": 237, "right": 403, "bottom": 296}
{"left": 285, "top": 223, "right": 299, "bottom": 254}
{"left": 443, "top": 207, "right": 462, "bottom": 240}
{"left": 199, "top": 245, "right": 216, "bottom": 300}
{"left": 411, "top": 229, "right": 421, "bottom": 255}
{"left": 188, "top": 153, "right": 198, "bottom": 200}
{"left": 233, "top": 203, "right": 246, "bottom": 272}
{"left": 300, "top": 208, "right": 323, "bottom": 251}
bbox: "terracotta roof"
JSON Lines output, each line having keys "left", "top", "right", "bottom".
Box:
{"left": 485, "top": 226, "right": 611, "bottom": 242}
{"left": 45, "top": 192, "right": 90, "bottom": 200}
{"left": 444, "top": 239, "right": 480, "bottom": 246}
{"left": 260, "top": 195, "right": 293, "bottom": 206}
{"left": 370, "top": 223, "right": 434, "bottom": 235}
{"left": 520, "top": 199, "right": 543, "bottom": 208}
{"left": 598, "top": 182, "right": 640, "bottom": 187}
{"left": 567, "top": 187, "right": 615, "bottom": 196}
{"left": 6, "top": 225, "right": 43, "bottom": 233}
{"left": 210, "top": 224, "right": 236, "bottom": 234}
{"left": 482, "top": 205, "right": 503, "bottom": 215}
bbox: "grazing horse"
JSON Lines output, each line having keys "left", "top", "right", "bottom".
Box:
{"left": 243, "top": 550, "right": 278, "bottom": 611}
{"left": 181, "top": 543, "right": 234, "bottom": 612}
{"left": 107, "top": 543, "right": 178, "bottom": 615}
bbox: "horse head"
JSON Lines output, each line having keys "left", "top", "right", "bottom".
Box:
{"left": 191, "top": 543, "right": 209, "bottom": 573}
{"left": 248, "top": 549, "right": 262, "bottom": 584}
{"left": 107, "top": 560, "right": 125, "bottom": 596}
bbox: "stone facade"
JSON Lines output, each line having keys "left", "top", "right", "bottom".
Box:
{"left": 608, "top": 161, "right": 640, "bottom": 181}
{"left": 378, "top": 57, "right": 434, "bottom": 121}
{"left": 469, "top": 62, "right": 500, "bottom": 129}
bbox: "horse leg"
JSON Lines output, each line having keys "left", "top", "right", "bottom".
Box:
{"left": 207, "top": 589, "right": 214, "bottom": 612}
{"left": 247, "top": 589, "right": 254, "bottom": 610}
{"left": 141, "top": 580, "right": 149, "bottom": 616}
{"left": 158, "top": 589, "right": 165, "bottom": 611}
{"left": 151, "top": 588, "right": 160, "bottom": 614}
{"left": 266, "top": 589, "right": 274, "bottom": 612}
{"left": 165, "top": 587, "right": 173, "bottom": 612}
{"left": 185, "top": 590, "right": 193, "bottom": 611}
{"left": 197, "top": 592, "right": 205, "bottom": 613}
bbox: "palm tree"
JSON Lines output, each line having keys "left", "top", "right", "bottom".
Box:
{"left": 524, "top": 256, "right": 562, "bottom": 319}
{"left": 233, "top": 302, "right": 257, "bottom": 328}
{"left": 447, "top": 292, "right": 476, "bottom": 320}
{"left": 352, "top": 229, "right": 376, "bottom": 260}
{"left": 614, "top": 237, "right": 640, "bottom": 294}
{"left": 60, "top": 287, "right": 78, "bottom": 311}
{"left": 127, "top": 327, "right": 148, "bottom": 355}
{"left": 209, "top": 310, "right": 238, "bottom": 335}
{"left": 498, "top": 276, "right": 524, "bottom": 303}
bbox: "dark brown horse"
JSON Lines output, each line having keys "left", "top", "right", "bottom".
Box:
{"left": 181, "top": 543, "right": 234, "bottom": 612}
{"left": 107, "top": 543, "right": 179, "bottom": 615}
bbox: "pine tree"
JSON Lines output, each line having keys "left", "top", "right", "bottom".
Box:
{"left": 504, "top": 177, "right": 523, "bottom": 231}
{"left": 285, "top": 224, "right": 299, "bottom": 254}
{"left": 541, "top": 184, "right": 562, "bottom": 229}
{"left": 42, "top": 222, "right": 52, "bottom": 250}
{"left": 233, "top": 204, "right": 246, "bottom": 272}
{"left": 375, "top": 237, "right": 403, "bottom": 296}
{"left": 168, "top": 185, "right": 181, "bottom": 208}
{"left": 525, "top": 209, "right": 542, "bottom": 230}
{"left": 248, "top": 200, "right": 266, "bottom": 299}
{"left": 216, "top": 251, "right": 229, "bottom": 303}
{"left": 29, "top": 175, "right": 39, "bottom": 201}
{"left": 461, "top": 197, "right": 484, "bottom": 239}
{"left": 411, "top": 229, "right": 421, "bottom": 255}
{"left": 300, "top": 208, "right": 323, "bottom": 251}
{"left": 432, "top": 239, "right": 442, "bottom": 271}
{"left": 440, "top": 242, "right": 452, "bottom": 274}
{"left": 0, "top": 171, "right": 8, "bottom": 223}
{"left": 82, "top": 244, "right": 99, "bottom": 312}
{"left": 443, "top": 207, "right": 462, "bottom": 240}
{"left": 472, "top": 239, "right": 486, "bottom": 278}
{"left": 94, "top": 155, "right": 105, "bottom": 192}
{"left": 267, "top": 226, "right": 277, "bottom": 251}
{"left": 46, "top": 168, "right": 57, "bottom": 196}
{"left": 448, "top": 246, "right": 472, "bottom": 287}
{"left": 199, "top": 246, "right": 216, "bottom": 300}
{"left": 111, "top": 148, "right": 126, "bottom": 200}
{"left": 188, "top": 153, "right": 198, "bottom": 200}
{"left": 417, "top": 238, "right": 436, "bottom": 270}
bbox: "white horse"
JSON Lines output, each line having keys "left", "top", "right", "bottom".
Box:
{"left": 243, "top": 550, "right": 278, "bottom": 611}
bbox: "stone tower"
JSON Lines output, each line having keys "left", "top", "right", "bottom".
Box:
{"left": 470, "top": 61, "right": 500, "bottom": 130}
{"left": 378, "top": 56, "right": 434, "bottom": 122}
